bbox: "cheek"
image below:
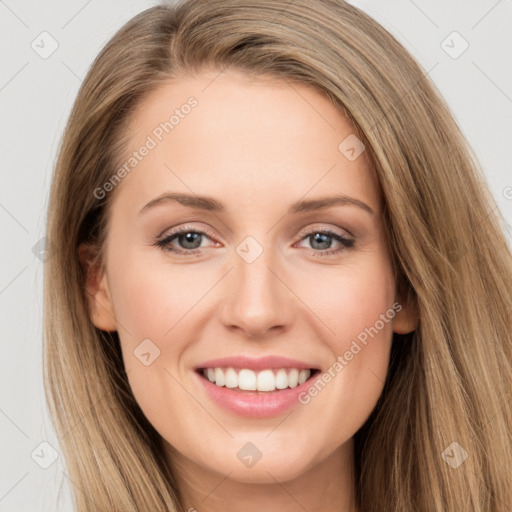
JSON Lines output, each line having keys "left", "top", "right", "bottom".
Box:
{"left": 108, "top": 253, "right": 219, "bottom": 414}
{"left": 330, "top": 262, "right": 396, "bottom": 381}
{"left": 293, "top": 253, "right": 396, "bottom": 348}
{"left": 108, "top": 262, "right": 198, "bottom": 434}
{"left": 108, "top": 253, "right": 210, "bottom": 346}
{"left": 293, "top": 257, "right": 396, "bottom": 436}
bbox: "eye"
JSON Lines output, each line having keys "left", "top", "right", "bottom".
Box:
{"left": 296, "top": 227, "right": 354, "bottom": 256}
{"left": 154, "top": 225, "right": 218, "bottom": 256}
{"left": 154, "top": 225, "right": 355, "bottom": 257}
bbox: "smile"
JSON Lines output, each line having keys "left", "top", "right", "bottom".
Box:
{"left": 194, "top": 359, "right": 321, "bottom": 418}
{"left": 199, "top": 367, "right": 315, "bottom": 392}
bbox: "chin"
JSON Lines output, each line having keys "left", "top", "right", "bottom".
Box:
{"left": 198, "top": 442, "right": 318, "bottom": 484}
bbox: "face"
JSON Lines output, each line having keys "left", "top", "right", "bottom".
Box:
{"left": 82, "top": 69, "right": 416, "bottom": 487}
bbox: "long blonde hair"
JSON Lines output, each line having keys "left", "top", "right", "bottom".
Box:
{"left": 43, "top": 0, "right": 512, "bottom": 510}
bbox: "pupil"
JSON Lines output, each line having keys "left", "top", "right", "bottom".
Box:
{"left": 311, "top": 233, "right": 331, "bottom": 250}
{"left": 180, "top": 232, "right": 201, "bottom": 249}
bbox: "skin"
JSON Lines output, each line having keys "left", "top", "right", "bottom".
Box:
{"left": 80, "top": 69, "right": 417, "bottom": 512}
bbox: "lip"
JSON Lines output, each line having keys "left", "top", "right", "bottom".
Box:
{"left": 195, "top": 355, "right": 318, "bottom": 372}
{"left": 193, "top": 356, "right": 321, "bottom": 418}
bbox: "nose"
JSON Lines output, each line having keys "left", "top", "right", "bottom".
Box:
{"left": 218, "top": 245, "right": 295, "bottom": 339}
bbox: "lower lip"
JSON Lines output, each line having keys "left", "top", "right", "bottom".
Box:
{"left": 194, "top": 370, "right": 318, "bottom": 418}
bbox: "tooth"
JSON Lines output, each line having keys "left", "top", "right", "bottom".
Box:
{"left": 275, "top": 369, "right": 289, "bottom": 389}
{"left": 238, "top": 369, "right": 257, "bottom": 390}
{"left": 204, "top": 367, "right": 313, "bottom": 391}
{"left": 224, "top": 367, "right": 238, "bottom": 388}
{"left": 288, "top": 368, "right": 299, "bottom": 388}
{"left": 257, "top": 369, "right": 276, "bottom": 391}
{"left": 298, "top": 369, "right": 311, "bottom": 384}
{"left": 214, "top": 367, "right": 225, "bottom": 386}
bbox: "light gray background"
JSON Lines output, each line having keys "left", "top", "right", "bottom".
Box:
{"left": 1, "top": 1, "right": 511, "bottom": 510}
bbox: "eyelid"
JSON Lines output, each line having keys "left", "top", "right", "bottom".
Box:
{"left": 294, "top": 226, "right": 355, "bottom": 253}
{"left": 158, "top": 223, "right": 219, "bottom": 246}
{"left": 157, "top": 223, "right": 352, "bottom": 244}
{"left": 298, "top": 224, "right": 354, "bottom": 239}
{"left": 156, "top": 222, "right": 216, "bottom": 239}
{"left": 155, "top": 222, "right": 355, "bottom": 256}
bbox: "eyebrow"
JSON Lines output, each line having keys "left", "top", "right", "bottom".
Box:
{"left": 138, "top": 192, "right": 375, "bottom": 216}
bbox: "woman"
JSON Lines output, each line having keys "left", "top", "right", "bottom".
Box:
{"left": 43, "top": 0, "right": 512, "bottom": 510}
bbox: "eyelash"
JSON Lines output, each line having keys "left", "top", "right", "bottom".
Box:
{"left": 154, "top": 224, "right": 355, "bottom": 257}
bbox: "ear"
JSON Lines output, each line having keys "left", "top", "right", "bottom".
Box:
{"left": 392, "top": 297, "right": 418, "bottom": 335}
{"left": 78, "top": 243, "right": 117, "bottom": 332}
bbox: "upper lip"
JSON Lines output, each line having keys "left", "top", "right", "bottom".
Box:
{"left": 195, "top": 355, "right": 319, "bottom": 372}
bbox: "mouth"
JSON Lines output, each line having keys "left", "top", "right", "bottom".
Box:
{"left": 193, "top": 355, "right": 323, "bottom": 417}
{"left": 195, "top": 366, "right": 322, "bottom": 394}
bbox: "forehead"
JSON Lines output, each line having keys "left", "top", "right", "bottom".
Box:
{"left": 113, "top": 68, "right": 380, "bottom": 216}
